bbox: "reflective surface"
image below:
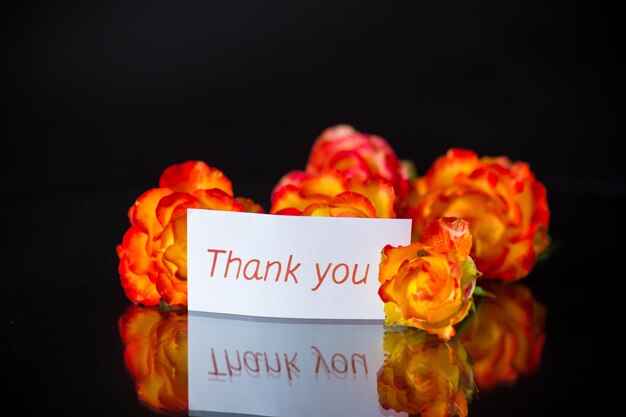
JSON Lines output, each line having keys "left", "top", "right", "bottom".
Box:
{"left": 116, "top": 281, "right": 545, "bottom": 417}
{"left": 4, "top": 188, "right": 623, "bottom": 416}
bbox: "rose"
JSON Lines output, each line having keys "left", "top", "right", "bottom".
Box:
{"left": 117, "top": 188, "right": 176, "bottom": 306}
{"left": 270, "top": 169, "right": 396, "bottom": 218}
{"left": 459, "top": 282, "right": 546, "bottom": 390}
{"left": 407, "top": 148, "right": 550, "bottom": 281}
{"left": 377, "top": 328, "right": 475, "bottom": 417}
{"left": 116, "top": 161, "right": 263, "bottom": 306}
{"left": 378, "top": 217, "right": 480, "bottom": 340}
{"left": 306, "top": 124, "right": 411, "bottom": 213}
{"left": 273, "top": 124, "right": 411, "bottom": 215}
{"left": 118, "top": 305, "right": 188, "bottom": 415}
{"left": 153, "top": 188, "right": 249, "bottom": 306}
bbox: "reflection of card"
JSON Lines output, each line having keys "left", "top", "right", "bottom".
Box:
{"left": 188, "top": 312, "right": 406, "bottom": 417}
{"left": 187, "top": 209, "right": 411, "bottom": 320}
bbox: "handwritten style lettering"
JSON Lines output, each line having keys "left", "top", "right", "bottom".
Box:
{"left": 310, "top": 262, "right": 370, "bottom": 291}
{"left": 206, "top": 249, "right": 300, "bottom": 284}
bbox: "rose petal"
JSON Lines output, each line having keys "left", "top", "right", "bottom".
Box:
{"left": 159, "top": 160, "right": 233, "bottom": 195}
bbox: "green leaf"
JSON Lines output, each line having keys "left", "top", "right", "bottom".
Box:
{"left": 473, "top": 285, "right": 496, "bottom": 299}
{"left": 157, "top": 300, "right": 185, "bottom": 314}
{"left": 536, "top": 238, "right": 561, "bottom": 264}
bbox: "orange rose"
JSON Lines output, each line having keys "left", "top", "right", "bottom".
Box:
{"left": 377, "top": 328, "right": 475, "bottom": 417}
{"left": 378, "top": 217, "right": 480, "bottom": 340}
{"left": 270, "top": 169, "right": 396, "bottom": 218}
{"left": 118, "top": 305, "right": 188, "bottom": 415}
{"left": 116, "top": 161, "right": 263, "bottom": 306}
{"left": 459, "top": 282, "right": 546, "bottom": 390}
{"left": 407, "top": 148, "right": 550, "bottom": 281}
{"left": 273, "top": 124, "right": 411, "bottom": 215}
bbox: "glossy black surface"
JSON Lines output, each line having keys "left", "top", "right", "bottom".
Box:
{"left": 3, "top": 1, "right": 624, "bottom": 416}
{"left": 4, "top": 187, "right": 623, "bottom": 417}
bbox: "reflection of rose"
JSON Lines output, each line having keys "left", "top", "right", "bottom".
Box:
{"left": 116, "top": 161, "right": 263, "bottom": 306}
{"left": 407, "top": 148, "right": 550, "bottom": 281}
{"left": 378, "top": 217, "right": 480, "bottom": 340}
{"left": 270, "top": 169, "right": 396, "bottom": 218}
{"left": 377, "top": 328, "right": 475, "bottom": 417}
{"left": 118, "top": 305, "right": 188, "bottom": 415}
{"left": 459, "top": 282, "right": 546, "bottom": 390}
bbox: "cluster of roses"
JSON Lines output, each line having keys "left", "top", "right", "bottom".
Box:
{"left": 117, "top": 125, "right": 550, "bottom": 416}
{"left": 118, "top": 124, "right": 550, "bottom": 339}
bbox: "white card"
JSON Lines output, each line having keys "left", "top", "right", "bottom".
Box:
{"left": 187, "top": 209, "right": 411, "bottom": 320}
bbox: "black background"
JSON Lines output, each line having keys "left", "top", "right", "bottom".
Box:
{"left": 2, "top": 1, "right": 625, "bottom": 416}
